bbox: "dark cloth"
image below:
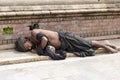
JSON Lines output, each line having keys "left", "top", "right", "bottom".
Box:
{"left": 28, "top": 23, "right": 39, "bottom": 30}
{"left": 58, "top": 30, "right": 95, "bottom": 57}
{"left": 36, "top": 33, "right": 47, "bottom": 55}
{"left": 15, "top": 37, "right": 28, "bottom": 52}
{"left": 36, "top": 33, "right": 66, "bottom": 60}
{"left": 44, "top": 45, "right": 66, "bottom": 60}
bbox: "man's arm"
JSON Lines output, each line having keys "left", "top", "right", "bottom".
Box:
{"left": 31, "top": 29, "right": 48, "bottom": 49}
{"left": 41, "top": 36, "right": 48, "bottom": 49}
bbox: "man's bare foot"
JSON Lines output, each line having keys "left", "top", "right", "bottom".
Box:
{"left": 110, "top": 49, "right": 118, "bottom": 53}
{"left": 106, "top": 45, "right": 118, "bottom": 53}
{"left": 105, "top": 40, "right": 117, "bottom": 49}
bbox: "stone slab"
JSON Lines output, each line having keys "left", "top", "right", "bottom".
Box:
{"left": 0, "top": 0, "right": 120, "bottom": 6}
{"left": 0, "top": 52, "right": 120, "bottom": 80}
{"left": 0, "top": 3, "right": 120, "bottom": 12}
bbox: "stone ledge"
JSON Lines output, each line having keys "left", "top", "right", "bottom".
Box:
{"left": 0, "top": 0, "right": 120, "bottom": 6}
{"left": 0, "top": 3, "right": 120, "bottom": 16}
{"left": 0, "top": 39, "right": 120, "bottom": 66}
{"left": 0, "top": 8, "right": 120, "bottom": 17}
{"left": 0, "top": 48, "right": 120, "bottom": 66}
{"left": 0, "top": 44, "right": 14, "bottom": 50}
{"left": 0, "top": 3, "right": 120, "bottom": 12}
{"left": 85, "top": 35, "right": 120, "bottom": 41}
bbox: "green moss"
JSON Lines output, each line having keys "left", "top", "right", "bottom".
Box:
{"left": 3, "top": 27, "right": 13, "bottom": 35}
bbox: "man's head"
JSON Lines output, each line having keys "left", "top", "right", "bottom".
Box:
{"left": 15, "top": 37, "right": 32, "bottom": 52}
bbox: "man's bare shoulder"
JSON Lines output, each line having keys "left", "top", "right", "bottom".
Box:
{"left": 32, "top": 29, "right": 57, "bottom": 34}
{"left": 31, "top": 29, "right": 45, "bottom": 35}
{"left": 31, "top": 29, "right": 57, "bottom": 37}
{"left": 32, "top": 29, "right": 53, "bottom": 32}
{"left": 32, "top": 29, "right": 44, "bottom": 33}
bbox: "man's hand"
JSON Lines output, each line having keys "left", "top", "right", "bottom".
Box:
{"left": 48, "top": 45, "right": 55, "bottom": 53}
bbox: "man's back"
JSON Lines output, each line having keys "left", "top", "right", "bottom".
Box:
{"left": 31, "top": 29, "right": 61, "bottom": 49}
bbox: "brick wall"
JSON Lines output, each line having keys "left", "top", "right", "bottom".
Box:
{"left": 0, "top": 0, "right": 120, "bottom": 50}
{"left": 0, "top": 12, "right": 120, "bottom": 46}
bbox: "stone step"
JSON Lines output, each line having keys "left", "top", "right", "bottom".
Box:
{"left": 0, "top": 3, "right": 120, "bottom": 16}
{"left": 0, "top": 0, "right": 120, "bottom": 6}
{"left": 0, "top": 39, "right": 120, "bottom": 66}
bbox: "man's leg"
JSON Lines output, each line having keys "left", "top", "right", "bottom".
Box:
{"left": 92, "top": 41, "right": 118, "bottom": 53}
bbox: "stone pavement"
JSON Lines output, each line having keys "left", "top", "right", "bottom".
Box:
{"left": 0, "top": 52, "right": 120, "bottom": 80}
{"left": 0, "top": 39, "right": 120, "bottom": 66}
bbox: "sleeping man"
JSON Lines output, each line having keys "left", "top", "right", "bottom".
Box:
{"left": 15, "top": 24, "right": 118, "bottom": 60}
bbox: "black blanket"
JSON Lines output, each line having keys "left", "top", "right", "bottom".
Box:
{"left": 58, "top": 30, "right": 95, "bottom": 57}
{"left": 36, "top": 33, "right": 66, "bottom": 60}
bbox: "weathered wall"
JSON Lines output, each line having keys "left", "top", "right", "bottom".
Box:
{"left": 0, "top": 1, "right": 120, "bottom": 49}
